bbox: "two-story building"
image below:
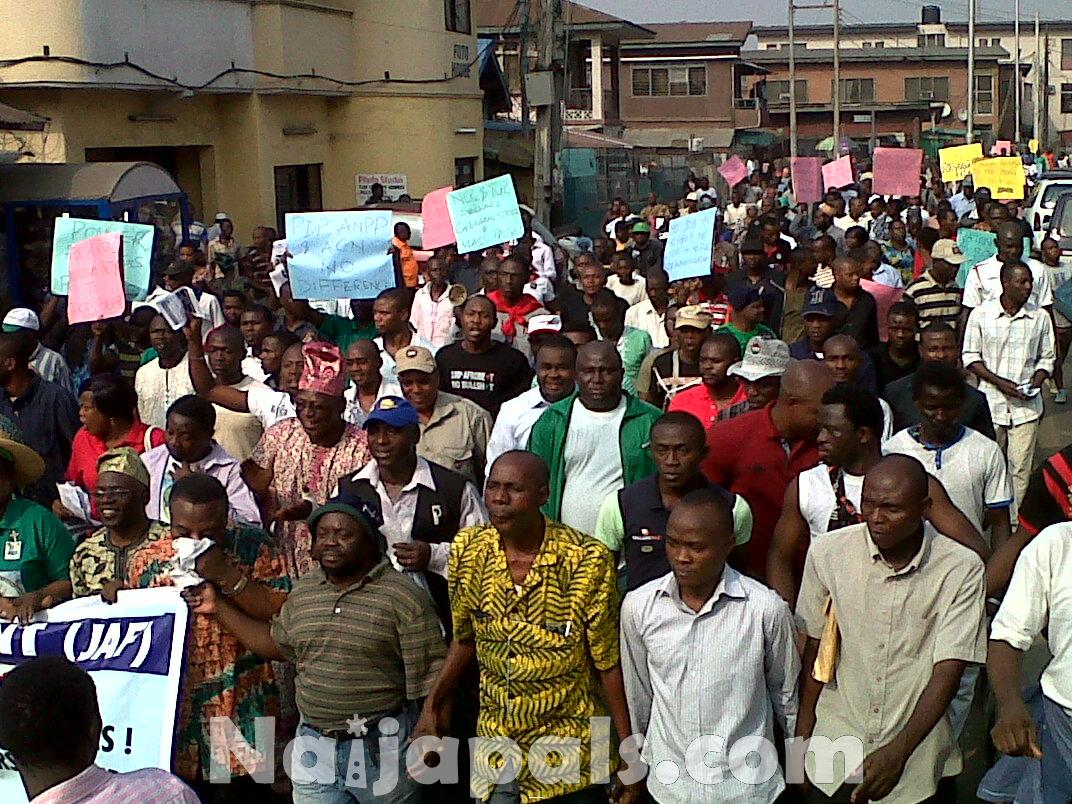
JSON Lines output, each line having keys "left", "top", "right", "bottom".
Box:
{"left": 0, "top": 0, "right": 485, "bottom": 236}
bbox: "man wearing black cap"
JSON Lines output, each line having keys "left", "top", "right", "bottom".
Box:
{"left": 790, "top": 288, "right": 839, "bottom": 360}
{"left": 333, "top": 395, "right": 486, "bottom": 627}
{"left": 726, "top": 235, "right": 785, "bottom": 332}
{"left": 717, "top": 286, "right": 776, "bottom": 353}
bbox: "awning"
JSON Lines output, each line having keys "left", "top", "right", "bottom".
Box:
{"left": 735, "top": 129, "right": 780, "bottom": 147}
{"left": 564, "top": 129, "right": 634, "bottom": 149}
{"left": 0, "top": 161, "right": 182, "bottom": 203}
{"left": 0, "top": 101, "right": 47, "bottom": 132}
{"left": 622, "top": 126, "right": 734, "bottom": 149}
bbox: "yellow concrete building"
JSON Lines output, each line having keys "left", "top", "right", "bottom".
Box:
{"left": 0, "top": 0, "right": 484, "bottom": 236}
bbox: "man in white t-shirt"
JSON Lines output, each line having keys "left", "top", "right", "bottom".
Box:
{"left": 962, "top": 221, "right": 1053, "bottom": 315}
{"left": 723, "top": 187, "right": 750, "bottom": 234}
{"left": 884, "top": 360, "right": 1012, "bottom": 546}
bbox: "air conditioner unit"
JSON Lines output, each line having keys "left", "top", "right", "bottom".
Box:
{"left": 689, "top": 137, "right": 705, "bottom": 152}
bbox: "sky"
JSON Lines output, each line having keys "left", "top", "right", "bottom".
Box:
{"left": 580, "top": 0, "right": 1066, "bottom": 28}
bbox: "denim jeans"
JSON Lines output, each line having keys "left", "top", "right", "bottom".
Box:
{"left": 290, "top": 711, "right": 419, "bottom": 804}
{"left": 485, "top": 781, "right": 608, "bottom": 804}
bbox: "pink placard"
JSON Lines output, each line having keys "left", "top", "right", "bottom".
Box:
{"left": 420, "top": 186, "right": 456, "bottom": 250}
{"left": 991, "top": 140, "right": 1013, "bottom": 156}
{"left": 790, "top": 157, "right": 824, "bottom": 204}
{"left": 718, "top": 155, "right": 749, "bottom": 188}
{"left": 860, "top": 278, "right": 904, "bottom": 342}
{"left": 68, "top": 233, "right": 125, "bottom": 325}
{"left": 821, "top": 155, "right": 854, "bottom": 191}
{"left": 872, "top": 147, "right": 924, "bottom": 197}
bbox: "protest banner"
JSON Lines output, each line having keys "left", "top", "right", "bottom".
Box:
{"left": 51, "top": 218, "right": 154, "bottom": 300}
{"left": 970, "top": 157, "right": 1026, "bottom": 199}
{"left": 445, "top": 175, "right": 525, "bottom": 254}
{"left": 790, "top": 157, "right": 823, "bottom": 204}
{"left": 717, "top": 155, "right": 749, "bottom": 188}
{"left": 67, "top": 233, "right": 125, "bottom": 325}
{"left": 938, "top": 143, "right": 984, "bottom": 182}
{"left": 285, "top": 211, "right": 395, "bottom": 300}
{"left": 356, "top": 173, "right": 408, "bottom": 203}
{"left": 821, "top": 155, "right": 853, "bottom": 190}
{"left": 871, "top": 147, "right": 923, "bottom": 197}
{"left": 420, "top": 186, "right": 456, "bottom": 250}
{"left": 663, "top": 207, "right": 717, "bottom": 282}
{"left": 0, "top": 588, "right": 189, "bottom": 804}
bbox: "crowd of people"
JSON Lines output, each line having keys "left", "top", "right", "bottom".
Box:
{"left": 0, "top": 155, "right": 1070, "bottom": 804}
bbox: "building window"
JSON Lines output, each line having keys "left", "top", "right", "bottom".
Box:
{"left": 974, "top": 74, "right": 994, "bottom": 115}
{"left": 454, "top": 157, "right": 477, "bottom": 188}
{"left": 631, "top": 65, "right": 706, "bottom": 96}
{"left": 274, "top": 164, "right": 323, "bottom": 236}
{"left": 917, "top": 33, "right": 946, "bottom": 47}
{"left": 766, "top": 79, "right": 808, "bottom": 103}
{"left": 766, "top": 43, "right": 781, "bottom": 49}
{"left": 861, "top": 41, "right": 884, "bottom": 48}
{"left": 1062, "top": 83, "right": 1072, "bottom": 114}
{"left": 1062, "top": 38, "right": 1072, "bottom": 70}
{"left": 905, "top": 76, "right": 949, "bottom": 101}
{"left": 445, "top": 0, "right": 470, "bottom": 34}
{"left": 835, "top": 78, "right": 875, "bottom": 103}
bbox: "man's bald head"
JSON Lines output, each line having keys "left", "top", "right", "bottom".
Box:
{"left": 207, "top": 325, "right": 245, "bottom": 352}
{"left": 347, "top": 339, "right": 380, "bottom": 360}
{"left": 867, "top": 454, "right": 929, "bottom": 500}
{"left": 577, "top": 339, "right": 622, "bottom": 370}
{"left": 862, "top": 454, "right": 932, "bottom": 554}
{"left": 775, "top": 360, "right": 836, "bottom": 440}
{"left": 996, "top": 221, "right": 1024, "bottom": 247}
{"left": 490, "top": 450, "right": 550, "bottom": 487}
{"left": 779, "top": 359, "right": 835, "bottom": 401}
{"left": 823, "top": 334, "right": 859, "bottom": 357}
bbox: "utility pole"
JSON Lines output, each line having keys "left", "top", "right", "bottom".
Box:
{"left": 1034, "top": 13, "right": 1042, "bottom": 146}
{"left": 518, "top": 0, "right": 530, "bottom": 134}
{"left": 788, "top": 0, "right": 798, "bottom": 158}
{"left": 966, "top": 0, "right": 975, "bottom": 143}
{"left": 1014, "top": 0, "right": 1021, "bottom": 143}
{"left": 534, "top": 0, "right": 563, "bottom": 224}
{"left": 832, "top": 0, "right": 841, "bottom": 153}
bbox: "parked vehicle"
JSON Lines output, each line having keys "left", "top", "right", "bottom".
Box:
{"left": 1044, "top": 191, "right": 1072, "bottom": 256}
{"left": 1027, "top": 174, "right": 1072, "bottom": 248}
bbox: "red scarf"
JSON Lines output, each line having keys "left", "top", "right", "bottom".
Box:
{"left": 488, "top": 290, "right": 542, "bottom": 338}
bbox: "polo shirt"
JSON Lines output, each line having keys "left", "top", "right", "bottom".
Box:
{"left": 0, "top": 375, "right": 79, "bottom": 506}
{"left": 317, "top": 314, "right": 377, "bottom": 354}
{"left": 702, "top": 403, "right": 820, "bottom": 580}
{"left": 0, "top": 498, "right": 74, "bottom": 595}
{"left": 667, "top": 381, "right": 749, "bottom": 430}
{"left": 270, "top": 561, "right": 446, "bottom": 731}
{"left": 903, "top": 271, "right": 963, "bottom": 329}
{"left": 884, "top": 372, "right": 996, "bottom": 440}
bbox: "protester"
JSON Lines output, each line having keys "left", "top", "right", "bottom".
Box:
{"left": 189, "top": 501, "right": 445, "bottom": 804}
{"left": 963, "top": 221, "right": 1054, "bottom": 315}
{"left": 0, "top": 657, "right": 199, "bottom": 802}
{"left": 197, "top": 324, "right": 267, "bottom": 462}
{"left": 963, "top": 261, "right": 1055, "bottom": 505}
{"left": 342, "top": 338, "right": 401, "bottom": 426}
{"left": 435, "top": 295, "right": 532, "bottom": 417}
{"left": 645, "top": 305, "right": 710, "bottom": 409}
{"left": 780, "top": 247, "right": 819, "bottom": 345}
{"left": 822, "top": 335, "right": 890, "bottom": 431}
{"left": 590, "top": 290, "right": 652, "bottom": 397}
{"left": 625, "top": 268, "right": 671, "bottom": 349}
{"left": 724, "top": 337, "right": 792, "bottom": 418}
{"left": 630, "top": 220, "right": 664, "bottom": 274}
{"left": 795, "top": 455, "right": 987, "bottom": 802}
{"left": 726, "top": 236, "right": 786, "bottom": 332}
{"left": 395, "top": 345, "right": 491, "bottom": 484}
{"left": 867, "top": 301, "right": 920, "bottom": 390}
{"left": 414, "top": 451, "right": 642, "bottom": 804}
{"left": 830, "top": 255, "right": 879, "bottom": 349}
{"left": 135, "top": 314, "right": 197, "bottom": 429}
{"left": 882, "top": 218, "right": 916, "bottom": 284}
{"left": 143, "top": 261, "right": 227, "bottom": 334}
{"left": 243, "top": 342, "right": 371, "bottom": 579}
{"left": 485, "top": 254, "right": 549, "bottom": 358}
{"left": 559, "top": 256, "right": 608, "bottom": 328}
{"left": 666, "top": 333, "right": 747, "bottom": 430}
{"left": 410, "top": 256, "right": 456, "bottom": 349}
{"left": 790, "top": 288, "right": 839, "bottom": 360}
{"left": 717, "top": 285, "right": 776, "bottom": 353}
{"left": 2, "top": 307, "right": 73, "bottom": 392}
{"left": 1041, "top": 235, "right": 1072, "bottom": 403}
{"left": 853, "top": 241, "right": 904, "bottom": 289}
{"left": 621, "top": 487, "right": 798, "bottom": 803}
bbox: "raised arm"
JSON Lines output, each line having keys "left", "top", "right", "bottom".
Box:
{"left": 184, "top": 318, "right": 252, "bottom": 412}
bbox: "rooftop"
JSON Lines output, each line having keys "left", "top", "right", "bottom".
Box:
{"left": 476, "top": 0, "right": 654, "bottom": 39}
{"left": 747, "top": 45, "right": 1009, "bottom": 63}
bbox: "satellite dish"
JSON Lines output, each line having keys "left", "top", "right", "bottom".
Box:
{"left": 941, "top": 103, "right": 952, "bottom": 119}
{"left": 957, "top": 109, "right": 968, "bottom": 122}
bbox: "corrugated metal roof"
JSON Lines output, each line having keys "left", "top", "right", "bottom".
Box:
{"left": 0, "top": 161, "right": 181, "bottom": 203}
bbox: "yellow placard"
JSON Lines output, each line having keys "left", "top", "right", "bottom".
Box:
{"left": 1029, "top": 139, "right": 1040, "bottom": 154}
{"left": 939, "top": 143, "right": 984, "bottom": 182}
{"left": 970, "top": 157, "right": 1026, "bottom": 200}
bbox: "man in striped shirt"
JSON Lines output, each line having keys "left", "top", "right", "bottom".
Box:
{"left": 902, "top": 239, "right": 966, "bottom": 331}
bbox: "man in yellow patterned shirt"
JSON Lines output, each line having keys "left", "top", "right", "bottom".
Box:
{"left": 414, "top": 451, "right": 643, "bottom": 803}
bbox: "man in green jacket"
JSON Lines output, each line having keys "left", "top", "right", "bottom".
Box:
{"left": 527, "top": 341, "right": 661, "bottom": 535}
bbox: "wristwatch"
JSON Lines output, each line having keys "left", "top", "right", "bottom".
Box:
{"left": 221, "top": 574, "right": 249, "bottom": 599}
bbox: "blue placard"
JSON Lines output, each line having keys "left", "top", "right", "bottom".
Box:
{"left": 51, "top": 218, "right": 155, "bottom": 300}
{"left": 286, "top": 211, "right": 395, "bottom": 299}
{"left": 663, "top": 208, "right": 718, "bottom": 282}
{"left": 446, "top": 175, "right": 525, "bottom": 254}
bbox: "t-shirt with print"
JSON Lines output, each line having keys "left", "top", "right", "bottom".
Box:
{"left": 435, "top": 341, "right": 533, "bottom": 418}
{"left": 0, "top": 498, "right": 74, "bottom": 595}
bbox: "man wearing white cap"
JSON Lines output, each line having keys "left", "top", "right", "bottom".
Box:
{"left": 722, "top": 337, "right": 793, "bottom": 421}
{"left": 1, "top": 309, "right": 72, "bottom": 393}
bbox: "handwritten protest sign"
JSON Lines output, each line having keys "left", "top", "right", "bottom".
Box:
{"left": 955, "top": 230, "right": 1030, "bottom": 287}
{"left": 939, "top": 143, "right": 984, "bottom": 182}
{"left": 663, "top": 207, "right": 717, "bottom": 282}
{"left": 421, "top": 186, "right": 456, "bottom": 250}
{"left": 790, "top": 157, "right": 823, "bottom": 204}
{"left": 821, "top": 155, "right": 853, "bottom": 190}
{"left": 872, "top": 147, "right": 923, "bottom": 197}
{"left": 51, "top": 218, "right": 154, "bottom": 300}
{"left": 718, "top": 155, "right": 749, "bottom": 188}
{"left": 446, "top": 175, "right": 525, "bottom": 254}
{"left": 1029, "top": 139, "right": 1040, "bottom": 155}
{"left": 286, "top": 211, "right": 394, "bottom": 300}
{"left": 970, "top": 157, "right": 1025, "bottom": 199}
{"left": 0, "top": 589, "right": 189, "bottom": 804}
{"left": 990, "top": 140, "right": 1013, "bottom": 156}
{"left": 67, "top": 233, "right": 125, "bottom": 325}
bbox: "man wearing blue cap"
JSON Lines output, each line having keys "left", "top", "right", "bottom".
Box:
{"left": 333, "top": 395, "right": 486, "bottom": 627}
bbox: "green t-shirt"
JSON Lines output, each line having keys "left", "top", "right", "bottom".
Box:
{"left": 318, "top": 315, "right": 378, "bottom": 353}
{"left": 715, "top": 322, "right": 776, "bottom": 355}
{"left": 0, "top": 497, "right": 75, "bottom": 595}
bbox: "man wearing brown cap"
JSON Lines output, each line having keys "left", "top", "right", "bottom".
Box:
{"left": 904, "top": 238, "right": 967, "bottom": 331}
{"left": 396, "top": 345, "right": 492, "bottom": 485}
{"left": 645, "top": 305, "right": 711, "bottom": 409}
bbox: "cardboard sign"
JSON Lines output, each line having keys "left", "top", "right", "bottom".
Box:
{"left": 821, "top": 155, "right": 854, "bottom": 190}
{"left": 445, "top": 175, "right": 525, "bottom": 254}
{"left": 286, "top": 211, "right": 395, "bottom": 300}
{"left": 970, "top": 157, "right": 1026, "bottom": 200}
{"left": 860, "top": 278, "right": 904, "bottom": 342}
{"left": 790, "top": 157, "right": 824, "bottom": 204}
{"left": 356, "top": 173, "right": 408, "bottom": 203}
{"left": 718, "top": 155, "right": 749, "bottom": 188}
{"left": 872, "top": 147, "right": 923, "bottom": 198}
{"left": 67, "top": 233, "right": 125, "bottom": 325}
{"left": 938, "top": 143, "right": 984, "bottom": 182}
{"left": 51, "top": 218, "right": 154, "bottom": 300}
{"left": 663, "top": 207, "right": 718, "bottom": 282}
{"left": 1029, "top": 139, "right": 1040, "bottom": 155}
{"left": 990, "top": 140, "right": 1014, "bottom": 156}
{"left": 420, "top": 186, "right": 456, "bottom": 250}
